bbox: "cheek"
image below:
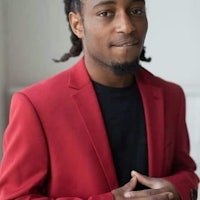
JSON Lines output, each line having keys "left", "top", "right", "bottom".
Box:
{"left": 84, "top": 17, "right": 109, "bottom": 39}
{"left": 135, "top": 19, "right": 148, "bottom": 36}
{"left": 142, "top": 20, "right": 148, "bottom": 36}
{"left": 84, "top": 27, "right": 107, "bottom": 45}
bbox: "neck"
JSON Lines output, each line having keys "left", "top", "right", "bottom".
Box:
{"left": 84, "top": 57, "right": 135, "bottom": 88}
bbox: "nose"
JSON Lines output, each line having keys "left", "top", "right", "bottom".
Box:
{"left": 115, "top": 12, "right": 136, "bottom": 34}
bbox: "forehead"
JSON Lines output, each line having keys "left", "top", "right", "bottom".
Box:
{"left": 82, "top": 0, "right": 145, "bottom": 8}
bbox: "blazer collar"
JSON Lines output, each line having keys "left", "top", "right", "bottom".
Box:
{"left": 68, "top": 57, "right": 90, "bottom": 90}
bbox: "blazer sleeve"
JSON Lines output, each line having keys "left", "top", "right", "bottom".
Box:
{"left": 0, "top": 93, "right": 114, "bottom": 200}
{"left": 164, "top": 88, "right": 199, "bottom": 200}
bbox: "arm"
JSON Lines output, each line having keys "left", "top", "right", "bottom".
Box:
{"left": 0, "top": 93, "right": 113, "bottom": 200}
{"left": 163, "top": 88, "right": 199, "bottom": 199}
{"left": 126, "top": 88, "right": 199, "bottom": 200}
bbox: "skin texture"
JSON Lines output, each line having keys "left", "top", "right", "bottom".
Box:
{"left": 69, "top": 0, "right": 181, "bottom": 199}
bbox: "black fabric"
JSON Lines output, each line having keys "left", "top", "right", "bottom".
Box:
{"left": 93, "top": 80, "right": 148, "bottom": 189}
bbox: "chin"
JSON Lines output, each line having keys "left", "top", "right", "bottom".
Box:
{"left": 110, "top": 59, "right": 140, "bottom": 76}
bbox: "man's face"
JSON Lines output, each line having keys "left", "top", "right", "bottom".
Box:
{"left": 75, "top": 0, "right": 148, "bottom": 73}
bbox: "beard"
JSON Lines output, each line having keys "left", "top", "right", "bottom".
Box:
{"left": 85, "top": 43, "right": 141, "bottom": 76}
{"left": 109, "top": 59, "right": 141, "bottom": 76}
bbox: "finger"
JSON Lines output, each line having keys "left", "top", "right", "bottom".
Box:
{"left": 131, "top": 170, "right": 159, "bottom": 189}
{"left": 123, "top": 176, "right": 137, "bottom": 192}
{"left": 125, "top": 188, "right": 167, "bottom": 197}
{"left": 124, "top": 189, "right": 174, "bottom": 199}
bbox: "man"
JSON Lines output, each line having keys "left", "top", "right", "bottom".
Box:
{"left": 0, "top": 0, "right": 199, "bottom": 199}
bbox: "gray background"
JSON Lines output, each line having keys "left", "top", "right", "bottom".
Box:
{"left": 0, "top": 0, "right": 199, "bottom": 197}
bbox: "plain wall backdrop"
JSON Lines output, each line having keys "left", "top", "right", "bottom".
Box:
{"left": 2, "top": 0, "right": 200, "bottom": 87}
{"left": 0, "top": 0, "right": 6, "bottom": 151}
{"left": 0, "top": 0, "right": 200, "bottom": 196}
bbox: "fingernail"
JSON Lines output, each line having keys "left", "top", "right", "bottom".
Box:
{"left": 124, "top": 192, "right": 131, "bottom": 198}
{"left": 168, "top": 193, "right": 174, "bottom": 199}
{"left": 131, "top": 170, "right": 136, "bottom": 176}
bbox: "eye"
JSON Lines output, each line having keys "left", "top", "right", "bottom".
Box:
{"left": 97, "top": 11, "right": 114, "bottom": 17}
{"left": 130, "top": 8, "right": 146, "bottom": 16}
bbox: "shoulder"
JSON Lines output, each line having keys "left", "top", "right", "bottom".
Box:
{"left": 139, "top": 68, "right": 182, "bottom": 90}
{"left": 10, "top": 57, "right": 91, "bottom": 112}
{"left": 18, "top": 58, "right": 86, "bottom": 98}
{"left": 139, "top": 67, "right": 185, "bottom": 96}
{"left": 20, "top": 69, "right": 70, "bottom": 96}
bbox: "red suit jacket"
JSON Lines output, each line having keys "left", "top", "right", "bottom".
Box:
{"left": 0, "top": 58, "right": 199, "bottom": 200}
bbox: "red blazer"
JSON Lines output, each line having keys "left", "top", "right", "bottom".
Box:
{"left": 0, "top": 58, "right": 198, "bottom": 200}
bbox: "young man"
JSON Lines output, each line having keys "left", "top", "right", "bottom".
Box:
{"left": 0, "top": 0, "right": 199, "bottom": 199}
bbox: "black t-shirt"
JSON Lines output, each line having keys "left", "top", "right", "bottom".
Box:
{"left": 93, "top": 80, "right": 148, "bottom": 189}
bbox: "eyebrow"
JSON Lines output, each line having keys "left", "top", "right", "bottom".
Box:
{"left": 93, "top": 0, "right": 145, "bottom": 9}
{"left": 93, "top": 0, "right": 116, "bottom": 8}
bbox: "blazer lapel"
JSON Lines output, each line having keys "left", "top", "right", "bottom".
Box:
{"left": 68, "top": 58, "right": 118, "bottom": 190}
{"left": 68, "top": 59, "right": 165, "bottom": 185}
{"left": 137, "top": 69, "right": 165, "bottom": 177}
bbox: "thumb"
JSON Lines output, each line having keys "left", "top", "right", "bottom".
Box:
{"left": 123, "top": 176, "right": 137, "bottom": 192}
{"left": 131, "top": 170, "right": 159, "bottom": 189}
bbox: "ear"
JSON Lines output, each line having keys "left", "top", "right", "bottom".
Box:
{"left": 68, "top": 12, "right": 83, "bottom": 39}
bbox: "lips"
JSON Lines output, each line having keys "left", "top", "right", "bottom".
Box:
{"left": 111, "top": 39, "right": 139, "bottom": 47}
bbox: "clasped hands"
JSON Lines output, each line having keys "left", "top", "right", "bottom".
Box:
{"left": 112, "top": 171, "right": 180, "bottom": 200}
